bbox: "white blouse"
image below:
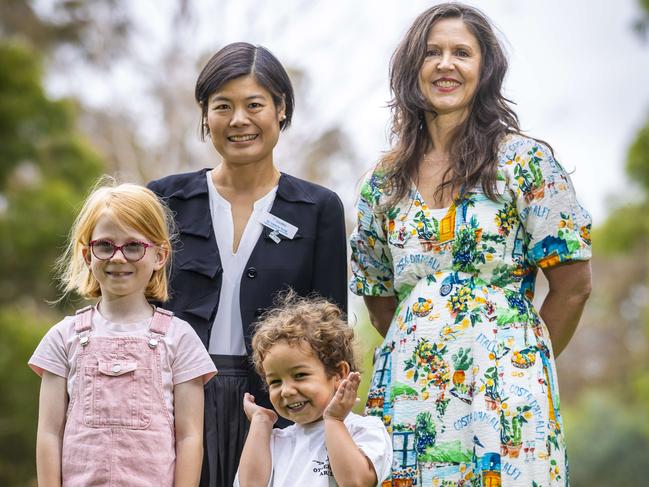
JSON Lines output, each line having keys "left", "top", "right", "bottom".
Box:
{"left": 206, "top": 170, "right": 278, "bottom": 355}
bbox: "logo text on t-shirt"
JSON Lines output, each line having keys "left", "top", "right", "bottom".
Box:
{"left": 311, "top": 458, "right": 333, "bottom": 477}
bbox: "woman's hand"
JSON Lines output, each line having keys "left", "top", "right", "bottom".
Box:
{"left": 324, "top": 372, "right": 361, "bottom": 422}
{"left": 243, "top": 393, "right": 278, "bottom": 425}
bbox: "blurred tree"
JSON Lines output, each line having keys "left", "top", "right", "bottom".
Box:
{"left": 0, "top": 306, "right": 50, "bottom": 486}
{"left": 0, "top": 0, "right": 133, "bottom": 65}
{"left": 595, "top": 117, "right": 649, "bottom": 254}
{"left": 634, "top": 0, "right": 649, "bottom": 39}
{"left": 0, "top": 41, "right": 103, "bottom": 486}
{"left": 627, "top": 118, "right": 649, "bottom": 188}
{"left": 563, "top": 2, "right": 649, "bottom": 483}
{"left": 595, "top": 0, "right": 649, "bottom": 334}
{"left": 565, "top": 392, "right": 649, "bottom": 487}
{"left": 0, "top": 41, "right": 103, "bottom": 304}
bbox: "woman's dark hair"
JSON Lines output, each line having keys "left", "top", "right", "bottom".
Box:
{"left": 195, "top": 42, "right": 294, "bottom": 140}
{"left": 379, "top": 2, "right": 541, "bottom": 206}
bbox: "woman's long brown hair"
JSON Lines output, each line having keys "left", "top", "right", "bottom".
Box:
{"left": 379, "top": 3, "right": 536, "bottom": 208}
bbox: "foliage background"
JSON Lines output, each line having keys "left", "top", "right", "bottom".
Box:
{"left": 1, "top": 1, "right": 649, "bottom": 485}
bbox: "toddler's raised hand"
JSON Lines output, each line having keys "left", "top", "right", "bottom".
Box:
{"left": 243, "top": 392, "right": 278, "bottom": 425}
{"left": 323, "top": 371, "right": 361, "bottom": 421}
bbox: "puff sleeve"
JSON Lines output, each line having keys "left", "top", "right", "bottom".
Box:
{"left": 507, "top": 139, "right": 592, "bottom": 268}
{"left": 349, "top": 173, "right": 395, "bottom": 296}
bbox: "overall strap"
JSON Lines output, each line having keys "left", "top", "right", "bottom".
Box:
{"left": 74, "top": 305, "right": 93, "bottom": 333}
{"left": 147, "top": 307, "right": 174, "bottom": 349}
{"left": 74, "top": 305, "right": 93, "bottom": 347}
{"left": 149, "top": 307, "right": 174, "bottom": 336}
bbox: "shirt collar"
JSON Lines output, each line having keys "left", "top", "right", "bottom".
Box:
{"left": 170, "top": 169, "right": 315, "bottom": 205}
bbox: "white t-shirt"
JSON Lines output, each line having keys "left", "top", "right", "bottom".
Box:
{"left": 28, "top": 307, "right": 217, "bottom": 418}
{"left": 206, "top": 170, "right": 278, "bottom": 355}
{"left": 234, "top": 413, "right": 392, "bottom": 487}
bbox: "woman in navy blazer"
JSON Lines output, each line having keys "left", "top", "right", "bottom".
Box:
{"left": 148, "top": 43, "right": 347, "bottom": 487}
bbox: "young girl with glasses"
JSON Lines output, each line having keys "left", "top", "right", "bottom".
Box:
{"left": 29, "top": 180, "right": 217, "bottom": 486}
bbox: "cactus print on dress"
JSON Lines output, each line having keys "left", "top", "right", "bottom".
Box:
{"left": 350, "top": 134, "right": 591, "bottom": 486}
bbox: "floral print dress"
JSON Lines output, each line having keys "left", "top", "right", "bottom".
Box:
{"left": 350, "top": 134, "right": 591, "bottom": 487}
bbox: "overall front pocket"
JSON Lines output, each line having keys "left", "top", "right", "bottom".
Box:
{"left": 82, "top": 360, "right": 153, "bottom": 429}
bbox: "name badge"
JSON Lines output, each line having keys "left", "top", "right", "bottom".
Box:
{"left": 260, "top": 212, "right": 298, "bottom": 239}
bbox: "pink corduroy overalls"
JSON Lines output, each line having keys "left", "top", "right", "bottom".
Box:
{"left": 62, "top": 306, "right": 176, "bottom": 486}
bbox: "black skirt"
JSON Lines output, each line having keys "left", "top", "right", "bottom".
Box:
{"left": 200, "top": 355, "right": 250, "bottom": 487}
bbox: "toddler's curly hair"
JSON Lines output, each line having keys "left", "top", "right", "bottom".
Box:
{"left": 251, "top": 291, "right": 358, "bottom": 378}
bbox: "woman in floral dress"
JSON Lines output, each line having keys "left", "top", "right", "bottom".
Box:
{"left": 350, "top": 4, "right": 592, "bottom": 486}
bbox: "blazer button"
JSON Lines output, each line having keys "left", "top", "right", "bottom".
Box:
{"left": 255, "top": 308, "right": 264, "bottom": 317}
{"left": 246, "top": 267, "right": 257, "bottom": 278}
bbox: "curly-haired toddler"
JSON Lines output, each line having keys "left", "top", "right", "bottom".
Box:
{"left": 235, "top": 293, "right": 392, "bottom": 487}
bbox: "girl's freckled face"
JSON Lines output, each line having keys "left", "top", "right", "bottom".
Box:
{"left": 83, "top": 210, "right": 165, "bottom": 301}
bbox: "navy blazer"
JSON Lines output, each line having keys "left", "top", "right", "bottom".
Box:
{"left": 147, "top": 169, "right": 347, "bottom": 410}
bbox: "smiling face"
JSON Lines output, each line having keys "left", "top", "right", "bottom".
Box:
{"left": 263, "top": 340, "right": 344, "bottom": 425}
{"left": 205, "top": 75, "right": 285, "bottom": 167}
{"left": 418, "top": 17, "right": 482, "bottom": 120}
{"left": 83, "top": 210, "right": 167, "bottom": 302}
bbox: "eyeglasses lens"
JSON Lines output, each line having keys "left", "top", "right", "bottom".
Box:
{"left": 91, "top": 241, "right": 146, "bottom": 261}
{"left": 92, "top": 241, "right": 115, "bottom": 259}
{"left": 122, "top": 242, "right": 146, "bottom": 260}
